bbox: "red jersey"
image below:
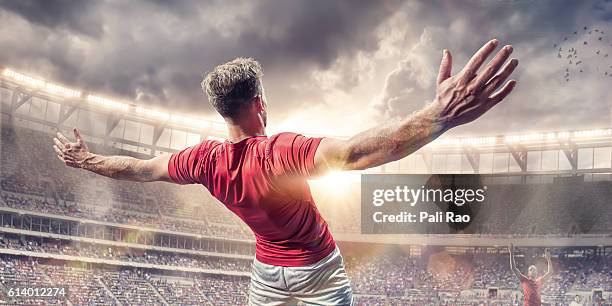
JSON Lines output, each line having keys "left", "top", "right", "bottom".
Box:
{"left": 167, "top": 132, "right": 336, "bottom": 267}
{"left": 520, "top": 275, "right": 542, "bottom": 306}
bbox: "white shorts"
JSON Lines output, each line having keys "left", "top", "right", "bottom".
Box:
{"left": 248, "top": 246, "right": 353, "bottom": 305}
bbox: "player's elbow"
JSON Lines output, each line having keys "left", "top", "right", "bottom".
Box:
{"left": 344, "top": 154, "right": 385, "bottom": 171}
{"left": 335, "top": 145, "right": 379, "bottom": 171}
{"left": 342, "top": 140, "right": 402, "bottom": 171}
{"left": 316, "top": 139, "right": 359, "bottom": 171}
{"left": 316, "top": 138, "right": 398, "bottom": 171}
{"left": 141, "top": 154, "right": 172, "bottom": 182}
{"left": 344, "top": 150, "right": 401, "bottom": 171}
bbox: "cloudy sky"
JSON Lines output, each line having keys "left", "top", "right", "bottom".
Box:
{"left": 1, "top": 0, "right": 611, "bottom": 137}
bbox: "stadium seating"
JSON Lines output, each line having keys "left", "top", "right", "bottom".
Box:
{"left": 1, "top": 122, "right": 611, "bottom": 305}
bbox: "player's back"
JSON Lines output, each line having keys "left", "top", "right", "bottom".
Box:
{"left": 520, "top": 276, "right": 542, "bottom": 306}
{"left": 168, "top": 132, "right": 336, "bottom": 267}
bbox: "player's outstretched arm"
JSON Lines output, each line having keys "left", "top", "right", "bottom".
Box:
{"left": 53, "top": 128, "right": 172, "bottom": 182}
{"left": 541, "top": 249, "right": 553, "bottom": 282}
{"left": 315, "top": 39, "right": 518, "bottom": 172}
{"left": 509, "top": 244, "right": 525, "bottom": 280}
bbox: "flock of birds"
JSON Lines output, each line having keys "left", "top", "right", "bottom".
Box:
{"left": 554, "top": 26, "right": 612, "bottom": 82}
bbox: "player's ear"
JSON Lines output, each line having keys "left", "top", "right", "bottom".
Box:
{"left": 253, "top": 95, "right": 265, "bottom": 112}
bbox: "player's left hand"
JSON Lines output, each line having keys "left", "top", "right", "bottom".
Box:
{"left": 544, "top": 248, "right": 551, "bottom": 260}
{"left": 53, "top": 128, "right": 90, "bottom": 168}
{"left": 431, "top": 39, "right": 518, "bottom": 131}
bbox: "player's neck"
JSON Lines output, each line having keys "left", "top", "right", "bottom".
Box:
{"left": 225, "top": 119, "right": 266, "bottom": 143}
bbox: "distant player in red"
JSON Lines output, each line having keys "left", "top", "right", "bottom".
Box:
{"left": 509, "top": 244, "right": 553, "bottom": 306}
{"left": 53, "top": 39, "right": 518, "bottom": 305}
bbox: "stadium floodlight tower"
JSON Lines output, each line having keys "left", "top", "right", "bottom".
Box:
{"left": 0, "top": 68, "right": 228, "bottom": 157}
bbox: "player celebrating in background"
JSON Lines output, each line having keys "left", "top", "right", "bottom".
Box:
{"left": 569, "top": 294, "right": 584, "bottom": 306}
{"left": 509, "top": 244, "right": 553, "bottom": 306}
{"left": 53, "top": 39, "right": 518, "bottom": 305}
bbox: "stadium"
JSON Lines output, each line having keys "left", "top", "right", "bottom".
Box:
{"left": 0, "top": 68, "right": 610, "bottom": 306}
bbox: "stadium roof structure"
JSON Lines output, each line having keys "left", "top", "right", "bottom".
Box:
{"left": 1, "top": 68, "right": 612, "bottom": 179}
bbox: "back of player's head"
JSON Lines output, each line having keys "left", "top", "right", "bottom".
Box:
{"left": 202, "top": 57, "right": 264, "bottom": 119}
{"left": 528, "top": 265, "right": 538, "bottom": 277}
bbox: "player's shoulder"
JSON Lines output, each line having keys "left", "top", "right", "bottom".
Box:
{"left": 270, "top": 131, "right": 323, "bottom": 143}
{"left": 200, "top": 138, "right": 224, "bottom": 149}
{"left": 192, "top": 138, "right": 224, "bottom": 157}
{"left": 264, "top": 132, "right": 303, "bottom": 148}
{"left": 268, "top": 132, "right": 303, "bottom": 141}
{"left": 264, "top": 132, "right": 295, "bottom": 152}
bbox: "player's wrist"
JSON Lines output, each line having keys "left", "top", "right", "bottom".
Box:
{"left": 79, "top": 152, "right": 99, "bottom": 170}
{"left": 413, "top": 103, "right": 448, "bottom": 138}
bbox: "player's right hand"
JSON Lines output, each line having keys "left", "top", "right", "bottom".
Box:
{"left": 53, "top": 128, "right": 91, "bottom": 168}
{"left": 430, "top": 39, "right": 518, "bottom": 131}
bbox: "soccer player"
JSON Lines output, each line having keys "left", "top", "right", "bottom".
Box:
{"left": 53, "top": 39, "right": 518, "bottom": 305}
{"left": 569, "top": 295, "right": 583, "bottom": 306}
{"left": 509, "top": 244, "right": 553, "bottom": 306}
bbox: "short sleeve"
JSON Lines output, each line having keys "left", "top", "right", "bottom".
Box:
{"left": 266, "top": 132, "right": 324, "bottom": 177}
{"left": 168, "top": 141, "right": 214, "bottom": 185}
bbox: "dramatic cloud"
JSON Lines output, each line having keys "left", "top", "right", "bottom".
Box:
{"left": 0, "top": 0, "right": 104, "bottom": 38}
{"left": 372, "top": 0, "right": 612, "bottom": 135}
{"left": 0, "top": 0, "right": 610, "bottom": 136}
{"left": 0, "top": 0, "right": 401, "bottom": 117}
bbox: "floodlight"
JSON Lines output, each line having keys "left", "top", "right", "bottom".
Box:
{"left": 87, "top": 95, "right": 129, "bottom": 111}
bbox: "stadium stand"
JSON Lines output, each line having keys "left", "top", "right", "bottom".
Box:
{"left": 1, "top": 122, "right": 252, "bottom": 241}
{"left": 0, "top": 83, "right": 610, "bottom": 305}
{"left": 0, "top": 246, "right": 610, "bottom": 305}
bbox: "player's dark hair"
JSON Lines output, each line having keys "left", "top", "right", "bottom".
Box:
{"left": 202, "top": 57, "right": 263, "bottom": 118}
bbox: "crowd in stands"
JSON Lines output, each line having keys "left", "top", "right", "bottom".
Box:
{"left": 102, "top": 269, "right": 162, "bottom": 305}
{"left": 0, "top": 248, "right": 610, "bottom": 305}
{"left": 1, "top": 114, "right": 611, "bottom": 305}
{"left": 44, "top": 264, "right": 116, "bottom": 305}
{"left": 0, "top": 256, "right": 67, "bottom": 305}
{"left": 2, "top": 234, "right": 605, "bottom": 305}
{"left": 8, "top": 230, "right": 612, "bottom": 305}
{"left": 0, "top": 255, "right": 249, "bottom": 305}
{"left": 0, "top": 235, "right": 252, "bottom": 272}
{"left": 1, "top": 123, "right": 252, "bottom": 240}
{"left": 0, "top": 190, "right": 251, "bottom": 240}
{"left": 343, "top": 247, "right": 611, "bottom": 305}
{"left": 4, "top": 121, "right": 612, "bottom": 243}
{"left": 151, "top": 277, "right": 210, "bottom": 305}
